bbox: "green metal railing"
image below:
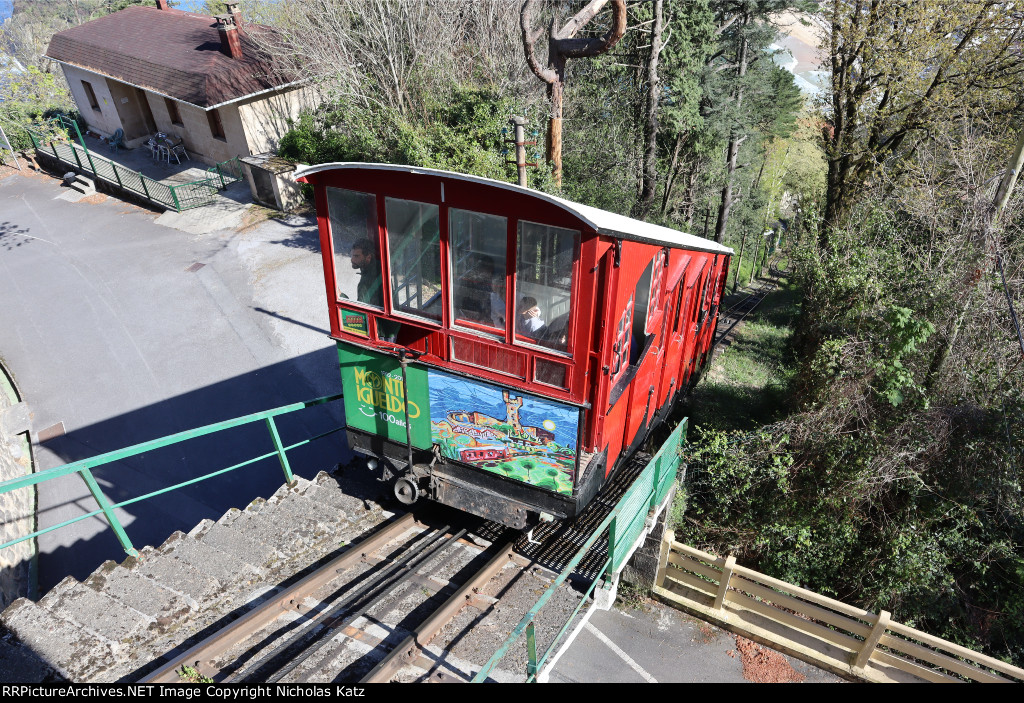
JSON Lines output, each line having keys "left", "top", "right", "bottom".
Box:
{"left": 207, "top": 156, "right": 244, "bottom": 189}
{"left": 473, "top": 417, "right": 688, "bottom": 682}
{"left": 24, "top": 118, "right": 235, "bottom": 212}
{"left": 0, "top": 393, "right": 345, "bottom": 559}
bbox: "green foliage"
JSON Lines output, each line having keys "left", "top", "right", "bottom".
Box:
{"left": 870, "top": 306, "right": 935, "bottom": 407}
{"left": 0, "top": 65, "right": 76, "bottom": 151}
{"left": 279, "top": 86, "right": 538, "bottom": 186}
{"left": 177, "top": 665, "right": 213, "bottom": 684}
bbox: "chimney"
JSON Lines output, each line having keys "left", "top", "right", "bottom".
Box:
{"left": 215, "top": 14, "right": 243, "bottom": 60}
{"left": 155, "top": 0, "right": 170, "bottom": 9}
{"left": 224, "top": 2, "right": 244, "bottom": 33}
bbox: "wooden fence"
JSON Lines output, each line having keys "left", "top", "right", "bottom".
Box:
{"left": 653, "top": 533, "right": 1024, "bottom": 683}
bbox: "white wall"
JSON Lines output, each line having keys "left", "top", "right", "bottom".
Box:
{"left": 60, "top": 65, "right": 123, "bottom": 137}
{"left": 236, "top": 86, "right": 318, "bottom": 155}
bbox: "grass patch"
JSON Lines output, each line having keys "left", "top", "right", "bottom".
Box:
{"left": 682, "top": 281, "right": 801, "bottom": 432}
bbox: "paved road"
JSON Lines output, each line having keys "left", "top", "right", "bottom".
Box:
{"left": 0, "top": 168, "right": 355, "bottom": 590}
{"left": 551, "top": 597, "right": 842, "bottom": 683}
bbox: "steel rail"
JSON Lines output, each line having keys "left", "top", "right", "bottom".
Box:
{"left": 360, "top": 533, "right": 518, "bottom": 683}
{"left": 140, "top": 511, "right": 417, "bottom": 683}
{"left": 264, "top": 526, "right": 468, "bottom": 683}
{"left": 710, "top": 255, "right": 783, "bottom": 354}
{"left": 228, "top": 522, "right": 454, "bottom": 682}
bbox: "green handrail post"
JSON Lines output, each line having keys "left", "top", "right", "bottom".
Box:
{"left": 526, "top": 621, "right": 539, "bottom": 681}
{"left": 70, "top": 142, "right": 84, "bottom": 169}
{"left": 608, "top": 514, "right": 618, "bottom": 572}
{"left": 170, "top": 184, "right": 182, "bottom": 212}
{"left": 111, "top": 160, "right": 123, "bottom": 188}
{"left": 140, "top": 174, "right": 152, "bottom": 200}
{"left": 79, "top": 467, "right": 139, "bottom": 558}
{"left": 216, "top": 164, "right": 226, "bottom": 189}
{"left": 265, "top": 416, "right": 295, "bottom": 485}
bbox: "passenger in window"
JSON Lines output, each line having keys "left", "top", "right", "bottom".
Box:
{"left": 490, "top": 276, "right": 506, "bottom": 329}
{"left": 516, "top": 296, "right": 545, "bottom": 339}
{"left": 351, "top": 238, "right": 383, "bottom": 308}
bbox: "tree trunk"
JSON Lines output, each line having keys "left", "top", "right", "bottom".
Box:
{"left": 713, "top": 20, "right": 749, "bottom": 244}
{"left": 636, "top": 0, "right": 663, "bottom": 217}
{"left": 660, "top": 132, "right": 685, "bottom": 217}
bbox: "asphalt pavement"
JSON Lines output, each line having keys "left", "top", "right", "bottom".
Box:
{"left": 0, "top": 166, "right": 352, "bottom": 590}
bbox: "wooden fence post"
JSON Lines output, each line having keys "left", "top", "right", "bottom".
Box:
{"left": 853, "top": 609, "right": 890, "bottom": 672}
{"left": 714, "top": 555, "right": 736, "bottom": 612}
{"left": 655, "top": 530, "right": 674, "bottom": 588}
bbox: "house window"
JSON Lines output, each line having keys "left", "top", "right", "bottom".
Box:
{"left": 165, "top": 98, "right": 182, "bottom": 126}
{"left": 207, "top": 109, "right": 225, "bottom": 139}
{"left": 82, "top": 81, "right": 100, "bottom": 111}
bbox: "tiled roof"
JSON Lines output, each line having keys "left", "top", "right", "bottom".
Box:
{"left": 45, "top": 6, "right": 296, "bottom": 109}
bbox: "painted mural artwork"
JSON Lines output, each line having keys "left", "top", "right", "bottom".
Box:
{"left": 427, "top": 370, "right": 579, "bottom": 495}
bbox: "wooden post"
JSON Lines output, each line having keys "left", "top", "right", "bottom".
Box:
{"left": 714, "top": 555, "right": 736, "bottom": 611}
{"left": 853, "top": 609, "right": 890, "bottom": 671}
{"left": 511, "top": 116, "right": 529, "bottom": 188}
{"left": 655, "top": 529, "right": 674, "bottom": 588}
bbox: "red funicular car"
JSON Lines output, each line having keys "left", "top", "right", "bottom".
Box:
{"left": 296, "top": 163, "right": 731, "bottom": 528}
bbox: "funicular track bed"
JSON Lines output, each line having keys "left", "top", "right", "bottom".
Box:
{"left": 711, "top": 257, "right": 785, "bottom": 361}
{"left": 142, "top": 452, "right": 659, "bottom": 684}
{"left": 140, "top": 507, "right": 570, "bottom": 683}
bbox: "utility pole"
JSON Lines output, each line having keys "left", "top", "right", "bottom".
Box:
{"left": 511, "top": 116, "right": 529, "bottom": 187}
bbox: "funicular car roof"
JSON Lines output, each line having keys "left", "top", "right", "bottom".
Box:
{"left": 295, "top": 163, "right": 734, "bottom": 256}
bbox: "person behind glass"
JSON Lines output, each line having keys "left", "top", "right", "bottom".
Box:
{"left": 351, "top": 238, "right": 383, "bottom": 308}
{"left": 516, "top": 296, "right": 545, "bottom": 339}
{"left": 490, "top": 276, "right": 506, "bottom": 329}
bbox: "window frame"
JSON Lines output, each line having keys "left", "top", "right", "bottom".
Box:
{"left": 165, "top": 98, "right": 183, "bottom": 126}
{"left": 325, "top": 185, "right": 384, "bottom": 312}
{"left": 82, "top": 81, "right": 100, "bottom": 112}
{"left": 382, "top": 196, "right": 444, "bottom": 326}
{"left": 447, "top": 207, "right": 509, "bottom": 339}
{"left": 512, "top": 219, "right": 580, "bottom": 358}
{"left": 207, "top": 108, "right": 225, "bottom": 140}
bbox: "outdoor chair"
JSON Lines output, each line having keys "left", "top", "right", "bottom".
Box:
{"left": 167, "top": 141, "right": 189, "bottom": 165}
{"left": 108, "top": 128, "right": 125, "bottom": 152}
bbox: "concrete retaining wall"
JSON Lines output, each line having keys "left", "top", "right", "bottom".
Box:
{"left": 0, "top": 363, "right": 36, "bottom": 608}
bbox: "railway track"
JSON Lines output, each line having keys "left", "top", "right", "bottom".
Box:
{"left": 710, "top": 255, "right": 785, "bottom": 357}
{"left": 137, "top": 445, "right": 663, "bottom": 684}
{"left": 141, "top": 509, "right": 524, "bottom": 683}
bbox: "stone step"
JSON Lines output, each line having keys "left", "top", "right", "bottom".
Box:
{"left": 134, "top": 545, "right": 222, "bottom": 609}
{"left": 36, "top": 577, "right": 152, "bottom": 647}
{"left": 0, "top": 598, "right": 117, "bottom": 681}
{"left": 0, "top": 628, "right": 60, "bottom": 683}
{"left": 84, "top": 560, "right": 191, "bottom": 627}
{"left": 155, "top": 532, "right": 266, "bottom": 593}
{"left": 0, "top": 470, "right": 394, "bottom": 683}
{"left": 194, "top": 522, "right": 283, "bottom": 576}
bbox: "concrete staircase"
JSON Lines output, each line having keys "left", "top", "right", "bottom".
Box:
{"left": 0, "top": 472, "right": 389, "bottom": 683}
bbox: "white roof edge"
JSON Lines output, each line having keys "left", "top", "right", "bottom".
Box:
{"left": 293, "top": 162, "right": 734, "bottom": 256}
{"left": 47, "top": 57, "right": 305, "bottom": 111}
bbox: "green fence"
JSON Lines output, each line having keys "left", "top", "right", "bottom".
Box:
{"left": 25, "top": 118, "right": 237, "bottom": 212}
{"left": 207, "top": 156, "right": 244, "bottom": 189}
{"left": 0, "top": 393, "right": 345, "bottom": 559}
{"left": 473, "top": 417, "right": 688, "bottom": 682}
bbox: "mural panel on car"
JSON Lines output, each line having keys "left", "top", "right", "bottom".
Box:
{"left": 427, "top": 369, "right": 579, "bottom": 495}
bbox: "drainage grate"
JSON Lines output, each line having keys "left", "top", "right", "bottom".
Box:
{"left": 185, "top": 262, "right": 206, "bottom": 272}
